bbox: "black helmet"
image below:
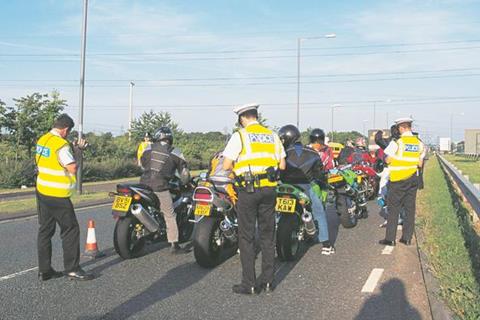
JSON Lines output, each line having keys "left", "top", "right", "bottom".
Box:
{"left": 278, "top": 125, "right": 301, "bottom": 148}
{"left": 154, "top": 127, "right": 173, "bottom": 145}
{"left": 309, "top": 128, "right": 325, "bottom": 143}
{"left": 144, "top": 132, "right": 152, "bottom": 139}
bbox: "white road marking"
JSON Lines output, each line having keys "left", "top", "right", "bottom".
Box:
{"left": 361, "top": 268, "right": 384, "bottom": 293}
{"left": 381, "top": 245, "right": 395, "bottom": 255}
{"left": 0, "top": 267, "right": 38, "bottom": 282}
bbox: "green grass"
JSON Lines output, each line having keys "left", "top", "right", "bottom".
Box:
{"left": 417, "top": 155, "right": 480, "bottom": 319}
{"left": 0, "top": 192, "right": 110, "bottom": 215}
{"left": 443, "top": 154, "right": 480, "bottom": 184}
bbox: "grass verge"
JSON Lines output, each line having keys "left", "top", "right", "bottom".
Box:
{"left": 0, "top": 192, "right": 110, "bottom": 215}
{"left": 443, "top": 154, "right": 480, "bottom": 184}
{"left": 417, "top": 155, "right": 480, "bottom": 319}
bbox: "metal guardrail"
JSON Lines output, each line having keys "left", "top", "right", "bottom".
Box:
{"left": 437, "top": 153, "right": 480, "bottom": 218}
{"left": 455, "top": 153, "right": 480, "bottom": 160}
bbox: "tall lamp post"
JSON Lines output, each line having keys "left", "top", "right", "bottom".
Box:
{"left": 330, "top": 104, "right": 343, "bottom": 142}
{"left": 76, "top": 0, "right": 89, "bottom": 194}
{"left": 296, "top": 33, "right": 336, "bottom": 128}
{"left": 362, "top": 119, "right": 369, "bottom": 137}
{"left": 128, "top": 81, "right": 135, "bottom": 141}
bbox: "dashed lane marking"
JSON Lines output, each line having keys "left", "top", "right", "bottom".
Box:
{"left": 361, "top": 268, "right": 384, "bottom": 293}
{"left": 0, "top": 267, "right": 38, "bottom": 282}
{"left": 381, "top": 245, "right": 395, "bottom": 255}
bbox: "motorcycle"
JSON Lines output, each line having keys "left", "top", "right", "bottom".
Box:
{"left": 327, "top": 165, "right": 368, "bottom": 229}
{"left": 110, "top": 177, "right": 196, "bottom": 259}
{"left": 352, "top": 163, "right": 379, "bottom": 200}
{"left": 191, "top": 175, "right": 238, "bottom": 268}
{"left": 275, "top": 183, "right": 317, "bottom": 261}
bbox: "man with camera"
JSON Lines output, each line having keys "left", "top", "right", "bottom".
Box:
{"left": 35, "top": 113, "right": 94, "bottom": 281}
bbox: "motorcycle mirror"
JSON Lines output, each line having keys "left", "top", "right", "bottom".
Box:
{"left": 199, "top": 172, "right": 208, "bottom": 179}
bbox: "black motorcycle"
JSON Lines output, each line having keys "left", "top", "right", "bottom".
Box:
{"left": 110, "top": 178, "right": 195, "bottom": 259}
{"left": 191, "top": 175, "right": 238, "bottom": 268}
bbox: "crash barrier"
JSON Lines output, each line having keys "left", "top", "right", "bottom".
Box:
{"left": 455, "top": 153, "right": 480, "bottom": 161}
{"left": 437, "top": 154, "right": 480, "bottom": 220}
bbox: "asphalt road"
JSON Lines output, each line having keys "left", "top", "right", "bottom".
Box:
{"left": 0, "top": 201, "right": 431, "bottom": 320}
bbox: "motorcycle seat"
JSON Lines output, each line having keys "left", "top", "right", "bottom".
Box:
{"left": 117, "top": 183, "right": 153, "bottom": 192}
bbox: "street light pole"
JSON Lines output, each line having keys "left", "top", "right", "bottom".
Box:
{"left": 362, "top": 120, "right": 368, "bottom": 137}
{"left": 128, "top": 81, "right": 135, "bottom": 141}
{"left": 296, "top": 33, "right": 336, "bottom": 129}
{"left": 76, "top": 0, "right": 88, "bottom": 195}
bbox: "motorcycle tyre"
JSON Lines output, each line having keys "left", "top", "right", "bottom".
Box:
{"left": 114, "top": 216, "right": 146, "bottom": 259}
{"left": 336, "top": 194, "right": 358, "bottom": 229}
{"left": 193, "top": 217, "right": 222, "bottom": 268}
{"left": 276, "top": 214, "right": 301, "bottom": 262}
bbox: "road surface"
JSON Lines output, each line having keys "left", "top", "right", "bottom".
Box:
{"left": 0, "top": 201, "right": 431, "bottom": 320}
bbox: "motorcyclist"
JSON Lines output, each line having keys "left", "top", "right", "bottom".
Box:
{"left": 308, "top": 129, "right": 335, "bottom": 171}
{"left": 140, "top": 127, "right": 190, "bottom": 254}
{"left": 338, "top": 136, "right": 374, "bottom": 166}
{"left": 278, "top": 125, "right": 334, "bottom": 255}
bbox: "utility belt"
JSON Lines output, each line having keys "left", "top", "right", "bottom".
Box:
{"left": 235, "top": 167, "right": 278, "bottom": 193}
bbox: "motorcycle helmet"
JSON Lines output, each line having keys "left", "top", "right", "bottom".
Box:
{"left": 278, "top": 125, "right": 301, "bottom": 148}
{"left": 153, "top": 127, "right": 173, "bottom": 145}
{"left": 309, "top": 128, "right": 325, "bottom": 144}
{"left": 355, "top": 136, "right": 366, "bottom": 148}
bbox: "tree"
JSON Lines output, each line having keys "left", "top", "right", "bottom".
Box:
{"left": 327, "top": 131, "right": 363, "bottom": 145}
{"left": 130, "top": 111, "right": 182, "bottom": 141}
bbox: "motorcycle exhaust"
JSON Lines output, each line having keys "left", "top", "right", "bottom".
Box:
{"left": 131, "top": 204, "right": 160, "bottom": 233}
{"left": 219, "top": 218, "right": 236, "bottom": 240}
{"left": 302, "top": 211, "right": 317, "bottom": 236}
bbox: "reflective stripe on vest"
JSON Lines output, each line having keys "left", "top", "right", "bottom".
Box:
{"left": 233, "top": 124, "right": 279, "bottom": 187}
{"left": 389, "top": 135, "right": 421, "bottom": 182}
{"left": 35, "top": 132, "right": 76, "bottom": 197}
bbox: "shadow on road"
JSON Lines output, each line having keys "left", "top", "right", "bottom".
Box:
{"left": 354, "top": 278, "right": 421, "bottom": 320}
{"left": 98, "top": 262, "right": 209, "bottom": 320}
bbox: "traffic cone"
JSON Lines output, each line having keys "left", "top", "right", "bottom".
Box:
{"left": 83, "top": 219, "right": 105, "bottom": 258}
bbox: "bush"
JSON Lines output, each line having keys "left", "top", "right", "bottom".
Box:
{"left": 0, "top": 160, "right": 36, "bottom": 188}
{"left": 82, "top": 158, "right": 142, "bottom": 182}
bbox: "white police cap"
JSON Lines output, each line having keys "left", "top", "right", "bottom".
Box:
{"left": 233, "top": 103, "right": 259, "bottom": 115}
{"left": 394, "top": 117, "right": 414, "bottom": 125}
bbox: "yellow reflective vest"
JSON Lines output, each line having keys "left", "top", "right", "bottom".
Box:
{"left": 388, "top": 135, "right": 421, "bottom": 182}
{"left": 35, "top": 132, "right": 76, "bottom": 198}
{"left": 233, "top": 123, "right": 279, "bottom": 187}
{"left": 137, "top": 141, "right": 152, "bottom": 164}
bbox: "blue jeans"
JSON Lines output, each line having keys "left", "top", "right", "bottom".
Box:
{"left": 297, "top": 184, "right": 329, "bottom": 242}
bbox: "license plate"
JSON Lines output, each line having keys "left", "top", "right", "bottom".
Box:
{"left": 328, "top": 175, "right": 343, "bottom": 183}
{"left": 112, "top": 196, "right": 132, "bottom": 212}
{"left": 194, "top": 204, "right": 211, "bottom": 216}
{"left": 275, "top": 198, "right": 296, "bottom": 213}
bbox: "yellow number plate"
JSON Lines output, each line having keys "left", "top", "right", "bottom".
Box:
{"left": 328, "top": 175, "right": 343, "bottom": 183}
{"left": 112, "top": 196, "right": 132, "bottom": 212}
{"left": 194, "top": 204, "right": 212, "bottom": 216}
{"left": 275, "top": 198, "right": 296, "bottom": 213}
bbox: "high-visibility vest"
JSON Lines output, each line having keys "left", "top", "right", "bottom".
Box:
{"left": 389, "top": 135, "right": 421, "bottom": 182}
{"left": 137, "top": 141, "right": 151, "bottom": 163}
{"left": 35, "top": 132, "right": 76, "bottom": 198}
{"left": 233, "top": 123, "right": 279, "bottom": 187}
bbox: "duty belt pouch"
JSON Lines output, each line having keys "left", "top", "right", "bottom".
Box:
{"left": 243, "top": 171, "right": 255, "bottom": 193}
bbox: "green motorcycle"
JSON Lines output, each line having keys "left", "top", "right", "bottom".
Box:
{"left": 275, "top": 184, "right": 317, "bottom": 261}
{"left": 327, "top": 165, "right": 368, "bottom": 228}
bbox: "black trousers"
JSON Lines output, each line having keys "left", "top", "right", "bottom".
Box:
{"left": 37, "top": 192, "right": 80, "bottom": 273}
{"left": 236, "top": 187, "right": 276, "bottom": 288}
{"left": 385, "top": 174, "right": 419, "bottom": 242}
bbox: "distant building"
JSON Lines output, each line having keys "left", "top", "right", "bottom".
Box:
{"left": 464, "top": 129, "right": 480, "bottom": 154}
{"left": 439, "top": 137, "right": 451, "bottom": 153}
{"left": 456, "top": 141, "right": 465, "bottom": 153}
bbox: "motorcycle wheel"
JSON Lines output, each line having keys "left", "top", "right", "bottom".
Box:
{"left": 193, "top": 217, "right": 222, "bottom": 268}
{"left": 336, "top": 194, "right": 358, "bottom": 229}
{"left": 176, "top": 204, "right": 194, "bottom": 243}
{"left": 276, "top": 214, "right": 301, "bottom": 261}
{"left": 113, "top": 216, "right": 146, "bottom": 259}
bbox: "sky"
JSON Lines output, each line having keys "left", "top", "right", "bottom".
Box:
{"left": 1, "top": 0, "right": 480, "bottom": 143}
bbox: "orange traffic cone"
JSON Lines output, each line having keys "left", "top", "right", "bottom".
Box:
{"left": 83, "top": 219, "right": 105, "bottom": 258}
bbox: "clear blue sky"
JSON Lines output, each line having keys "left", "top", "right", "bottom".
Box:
{"left": 1, "top": 0, "right": 480, "bottom": 143}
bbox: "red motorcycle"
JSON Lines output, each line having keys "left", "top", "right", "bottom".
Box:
{"left": 352, "top": 163, "right": 379, "bottom": 200}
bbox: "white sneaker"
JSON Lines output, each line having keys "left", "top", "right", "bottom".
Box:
{"left": 321, "top": 246, "right": 335, "bottom": 255}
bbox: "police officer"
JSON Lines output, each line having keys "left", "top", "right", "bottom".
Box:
{"left": 379, "top": 118, "right": 425, "bottom": 246}
{"left": 223, "top": 103, "right": 286, "bottom": 295}
{"left": 137, "top": 132, "right": 152, "bottom": 167}
{"left": 279, "top": 125, "right": 334, "bottom": 255}
{"left": 140, "top": 127, "right": 190, "bottom": 254}
{"left": 36, "top": 114, "right": 94, "bottom": 281}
